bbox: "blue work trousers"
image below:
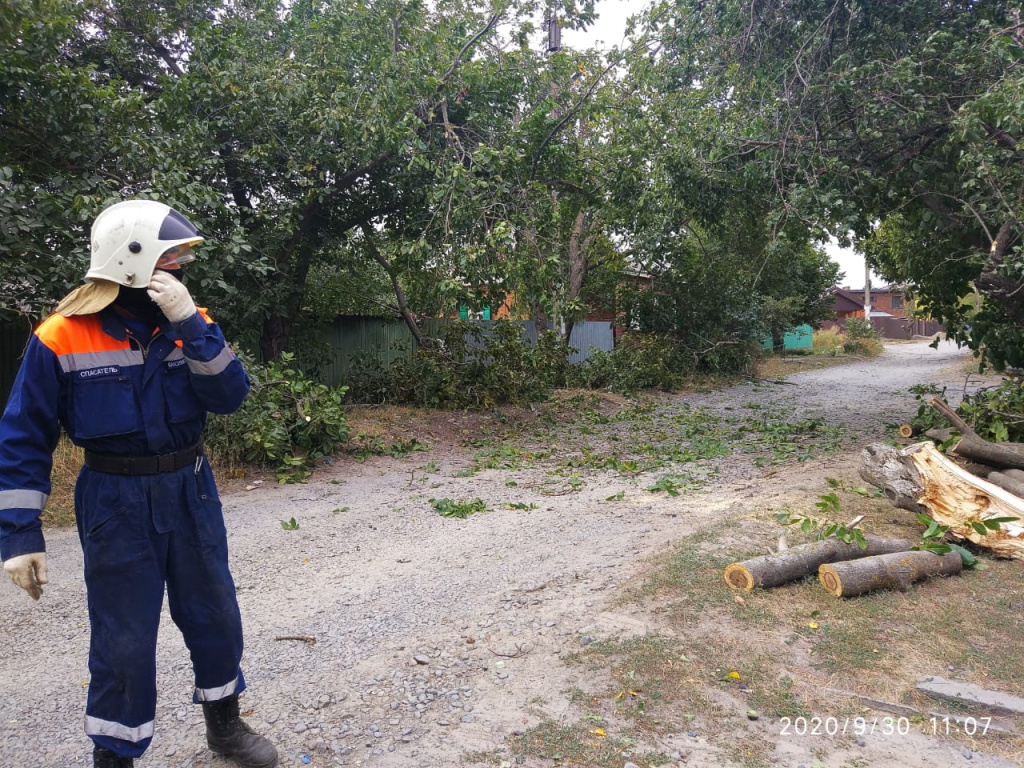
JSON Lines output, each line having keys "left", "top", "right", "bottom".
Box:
{"left": 74, "top": 461, "right": 245, "bottom": 758}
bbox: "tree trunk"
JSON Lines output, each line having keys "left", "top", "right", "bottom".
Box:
{"left": 723, "top": 536, "right": 912, "bottom": 592}
{"left": 563, "top": 208, "right": 593, "bottom": 347}
{"left": 819, "top": 550, "right": 963, "bottom": 598}
{"left": 858, "top": 443, "right": 929, "bottom": 516}
{"left": 260, "top": 313, "right": 291, "bottom": 362}
{"left": 360, "top": 225, "right": 425, "bottom": 348}
{"left": 860, "top": 441, "right": 1024, "bottom": 559}
{"left": 987, "top": 471, "right": 1024, "bottom": 499}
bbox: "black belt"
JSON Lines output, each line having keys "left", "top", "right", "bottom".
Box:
{"left": 84, "top": 441, "right": 204, "bottom": 476}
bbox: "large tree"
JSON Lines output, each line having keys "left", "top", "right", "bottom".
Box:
{"left": 2, "top": 0, "right": 608, "bottom": 357}
{"left": 639, "top": 0, "right": 1024, "bottom": 366}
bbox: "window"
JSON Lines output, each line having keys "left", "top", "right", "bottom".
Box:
{"left": 892, "top": 295, "right": 904, "bottom": 309}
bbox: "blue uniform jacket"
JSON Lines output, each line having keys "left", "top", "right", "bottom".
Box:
{"left": 0, "top": 305, "right": 249, "bottom": 561}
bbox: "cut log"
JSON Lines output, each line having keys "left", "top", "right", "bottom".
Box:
{"left": 723, "top": 536, "right": 913, "bottom": 592}
{"left": 924, "top": 428, "right": 956, "bottom": 443}
{"left": 899, "top": 424, "right": 918, "bottom": 438}
{"left": 819, "top": 550, "right": 963, "bottom": 597}
{"left": 929, "top": 397, "right": 1024, "bottom": 469}
{"left": 860, "top": 442, "right": 1024, "bottom": 559}
{"left": 987, "top": 471, "right": 1024, "bottom": 500}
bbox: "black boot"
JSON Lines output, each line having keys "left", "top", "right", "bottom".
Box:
{"left": 202, "top": 695, "right": 278, "bottom": 768}
{"left": 93, "top": 747, "right": 134, "bottom": 768}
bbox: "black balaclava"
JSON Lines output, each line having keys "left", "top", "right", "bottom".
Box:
{"left": 113, "top": 268, "right": 183, "bottom": 327}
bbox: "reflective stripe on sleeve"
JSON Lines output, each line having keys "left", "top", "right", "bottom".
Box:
{"left": 84, "top": 714, "right": 155, "bottom": 743}
{"left": 186, "top": 346, "right": 235, "bottom": 377}
{"left": 58, "top": 349, "right": 144, "bottom": 374}
{"left": 194, "top": 674, "right": 241, "bottom": 702}
{"left": 0, "top": 489, "right": 48, "bottom": 511}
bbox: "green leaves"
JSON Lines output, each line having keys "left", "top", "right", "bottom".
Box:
{"left": 429, "top": 498, "right": 488, "bottom": 519}
{"left": 204, "top": 351, "right": 351, "bottom": 483}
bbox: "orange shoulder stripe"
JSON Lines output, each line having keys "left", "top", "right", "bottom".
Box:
{"left": 34, "top": 313, "right": 130, "bottom": 355}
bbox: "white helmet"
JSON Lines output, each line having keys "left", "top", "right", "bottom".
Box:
{"left": 86, "top": 200, "right": 204, "bottom": 287}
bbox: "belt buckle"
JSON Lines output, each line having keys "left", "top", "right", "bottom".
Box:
{"left": 156, "top": 453, "right": 174, "bottom": 473}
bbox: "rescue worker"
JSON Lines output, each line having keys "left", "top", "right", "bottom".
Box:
{"left": 0, "top": 200, "right": 278, "bottom": 768}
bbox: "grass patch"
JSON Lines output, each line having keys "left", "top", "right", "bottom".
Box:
{"left": 43, "top": 434, "right": 81, "bottom": 528}
{"left": 500, "top": 718, "right": 668, "bottom": 768}
{"left": 529, "top": 501, "right": 1024, "bottom": 765}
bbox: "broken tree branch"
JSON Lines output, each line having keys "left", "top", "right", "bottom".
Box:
{"left": 861, "top": 442, "right": 1024, "bottom": 559}
{"left": 929, "top": 397, "right": 1024, "bottom": 468}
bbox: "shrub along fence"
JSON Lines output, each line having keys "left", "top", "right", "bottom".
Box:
{"left": 298, "top": 316, "right": 614, "bottom": 388}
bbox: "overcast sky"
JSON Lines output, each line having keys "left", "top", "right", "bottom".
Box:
{"left": 566, "top": 1, "right": 884, "bottom": 289}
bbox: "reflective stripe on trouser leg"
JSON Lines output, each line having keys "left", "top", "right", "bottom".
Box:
{"left": 164, "top": 461, "right": 246, "bottom": 704}
{"left": 76, "top": 470, "right": 162, "bottom": 759}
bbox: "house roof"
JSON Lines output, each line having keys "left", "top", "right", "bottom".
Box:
{"left": 830, "top": 286, "right": 863, "bottom": 313}
{"left": 839, "top": 285, "right": 901, "bottom": 294}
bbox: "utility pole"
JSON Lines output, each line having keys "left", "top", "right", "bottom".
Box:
{"left": 863, "top": 263, "right": 872, "bottom": 322}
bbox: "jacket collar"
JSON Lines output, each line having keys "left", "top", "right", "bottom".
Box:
{"left": 99, "top": 306, "right": 180, "bottom": 343}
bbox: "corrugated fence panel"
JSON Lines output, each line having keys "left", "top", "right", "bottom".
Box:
{"left": 567, "top": 321, "right": 614, "bottom": 363}
{"left": 0, "top": 321, "right": 33, "bottom": 413}
{"left": 303, "top": 317, "right": 616, "bottom": 388}
{"left": 310, "top": 317, "right": 416, "bottom": 388}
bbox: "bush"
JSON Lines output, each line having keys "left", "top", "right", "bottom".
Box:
{"left": 347, "top": 319, "right": 571, "bottom": 409}
{"left": 844, "top": 317, "right": 879, "bottom": 339}
{"left": 812, "top": 327, "right": 844, "bottom": 355}
{"left": 205, "top": 351, "right": 350, "bottom": 482}
{"left": 568, "top": 333, "right": 690, "bottom": 393}
{"left": 842, "top": 336, "right": 884, "bottom": 356}
{"left": 956, "top": 377, "right": 1024, "bottom": 443}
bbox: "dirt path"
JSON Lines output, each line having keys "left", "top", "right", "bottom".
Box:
{"left": 1, "top": 339, "right": 1019, "bottom": 768}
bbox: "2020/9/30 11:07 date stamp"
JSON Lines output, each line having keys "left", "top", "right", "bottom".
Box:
{"left": 779, "top": 716, "right": 995, "bottom": 737}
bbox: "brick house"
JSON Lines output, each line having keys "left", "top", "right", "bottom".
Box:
{"left": 830, "top": 285, "right": 908, "bottom": 319}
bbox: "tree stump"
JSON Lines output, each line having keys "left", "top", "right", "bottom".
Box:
{"left": 819, "top": 550, "right": 963, "bottom": 597}
{"left": 723, "top": 536, "right": 912, "bottom": 591}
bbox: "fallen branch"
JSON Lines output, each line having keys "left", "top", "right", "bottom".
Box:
{"left": 723, "top": 536, "right": 912, "bottom": 591}
{"left": 819, "top": 550, "right": 963, "bottom": 597}
{"left": 930, "top": 397, "right": 1024, "bottom": 468}
{"left": 488, "top": 644, "right": 531, "bottom": 658}
{"left": 274, "top": 635, "right": 317, "bottom": 645}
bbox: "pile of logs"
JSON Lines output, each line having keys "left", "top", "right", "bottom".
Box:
{"left": 723, "top": 397, "right": 1023, "bottom": 598}
{"left": 723, "top": 536, "right": 963, "bottom": 598}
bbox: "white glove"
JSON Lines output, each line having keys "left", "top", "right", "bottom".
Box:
{"left": 148, "top": 270, "right": 197, "bottom": 323}
{"left": 4, "top": 552, "right": 48, "bottom": 600}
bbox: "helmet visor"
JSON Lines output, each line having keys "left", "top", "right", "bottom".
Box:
{"left": 156, "top": 243, "right": 196, "bottom": 270}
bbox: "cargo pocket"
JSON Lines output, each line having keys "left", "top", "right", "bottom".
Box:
{"left": 186, "top": 467, "right": 228, "bottom": 550}
{"left": 72, "top": 376, "right": 142, "bottom": 438}
{"left": 76, "top": 475, "right": 146, "bottom": 575}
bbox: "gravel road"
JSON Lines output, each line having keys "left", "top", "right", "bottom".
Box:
{"left": 1, "top": 339, "right": 1017, "bottom": 768}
